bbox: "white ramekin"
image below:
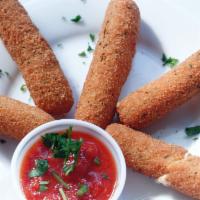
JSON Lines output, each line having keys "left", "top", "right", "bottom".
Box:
{"left": 11, "top": 119, "right": 126, "bottom": 200}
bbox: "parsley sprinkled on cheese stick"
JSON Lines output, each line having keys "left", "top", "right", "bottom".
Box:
{"left": 106, "top": 123, "right": 200, "bottom": 199}
{"left": 117, "top": 50, "right": 200, "bottom": 129}
{"left": 75, "top": 0, "right": 140, "bottom": 128}
{"left": 0, "top": 0, "right": 73, "bottom": 116}
{"left": 0, "top": 96, "right": 54, "bottom": 140}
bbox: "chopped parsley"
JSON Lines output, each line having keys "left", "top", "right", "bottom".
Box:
{"left": 162, "top": 54, "right": 179, "bottom": 68}
{"left": 78, "top": 51, "right": 87, "bottom": 57}
{"left": 93, "top": 157, "right": 100, "bottom": 165}
{"left": 77, "top": 184, "right": 88, "bottom": 197}
{"left": 59, "top": 188, "right": 68, "bottom": 200}
{"left": 185, "top": 126, "right": 200, "bottom": 137}
{"left": 39, "top": 181, "right": 49, "bottom": 192}
{"left": 63, "top": 164, "right": 75, "bottom": 175}
{"left": 20, "top": 84, "right": 27, "bottom": 92}
{"left": 0, "top": 69, "right": 9, "bottom": 78}
{"left": 29, "top": 159, "right": 48, "bottom": 178}
{"left": 87, "top": 44, "right": 93, "bottom": 52}
{"left": 71, "top": 15, "right": 82, "bottom": 23}
{"left": 89, "top": 33, "right": 95, "bottom": 42}
{"left": 102, "top": 173, "right": 109, "bottom": 180}
{"left": 51, "top": 170, "right": 70, "bottom": 189}
{"left": 42, "top": 127, "right": 82, "bottom": 175}
{"left": 193, "top": 137, "right": 198, "bottom": 141}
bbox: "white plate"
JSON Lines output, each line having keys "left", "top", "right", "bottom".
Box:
{"left": 0, "top": 0, "right": 200, "bottom": 199}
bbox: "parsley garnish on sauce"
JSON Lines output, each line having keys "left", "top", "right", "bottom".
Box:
{"left": 29, "top": 159, "right": 48, "bottom": 178}
{"left": 50, "top": 170, "right": 70, "bottom": 189}
{"left": 102, "top": 173, "right": 109, "bottom": 180}
{"left": 93, "top": 157, "right": 101, "bottom": 165}
{"left": 77, "top": 184, "right": 88, "bottom": 197}
{"left": 71, "top": 15, "right": 82, "bottom": 23}
{"left": 185, "top": 126, "right": 200, "bottom": 137}
{"left": 39, "top": 181, "right": 49, "bottom": 192}
{"left": 89, "top": 33, "right": 95, "bottom": 42}
{"left": 59, "top": 188, "right": 68, "bottom": 200}
{"left": 42, "top": 126, "right": 82, "bottom": 175}
{"left": 162, "top": 54, "right": 179, "bottom": 68}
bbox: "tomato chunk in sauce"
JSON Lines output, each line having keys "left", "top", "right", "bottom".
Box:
{"left": 20, "top": 131, "right": 117, "bottom": 200}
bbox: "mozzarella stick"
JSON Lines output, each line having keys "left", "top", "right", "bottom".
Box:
{"left": 117, "top": 50, "right": 200, "bottom": 129}
{"left": 106, "top": 123, "right": 200, "bottom": 199}
{"left": 0, "top": 96, "right": 54, "bottom": 140}
{"left": 0, "top": 0, "right": 73, "bottom": 116}
{"left": 75, "top": 0, "right": 140, "bottom": 128}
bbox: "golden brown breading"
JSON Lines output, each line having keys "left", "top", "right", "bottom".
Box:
{"left": 106, "top": 123, "right": 200, "bottom": 199}
{"left": 0, "top": 0, "right": 73, "bottom": 116}
{"left": 75, "top": 0, "right": 140, "bottom": 128}
{"left": 117, "top": 50, "right": 200, "bottom": 129}
{"left": 106, "top": 123, "right": 186, "bottom": 178}
{"left": 0, "top": 96, "right": 54, "bottom": 140}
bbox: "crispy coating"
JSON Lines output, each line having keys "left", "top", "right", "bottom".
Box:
{"left": 117, "top": 50, "right": 200, "bottom": 129}
{"left": 106, "top": 123, "right": 186, "bottom": 178}
{"left": 0, "top": 96, "right": 54, "bottom": 140}
{"left": 106, "top": 123, "right": 200, "bottom": 199}
{"left": 75, "top": 0, "right": 140, "bottom": 128}
{"left": 0, "top": 0, "right": 73, "bottom": 116}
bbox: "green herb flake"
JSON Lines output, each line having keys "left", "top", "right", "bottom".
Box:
{"left": 29, "top": 159, "right": 48, "bottom": 178}
{"left": 71, "top": 15, "right": 82, "bottom": 23}
{"left": 102, "top": 173, "right": 109, "bottom": 180}
{"left": 78, "top": 51, "right": 87, "bottom": 57}
{"left": 4, "top": 72, "right": 10, "bottom": 77}
{"left": 185, "top": 126, "right": 200, "bottom": 137}
{"left": 20, "top": 84, "right": 27, "bottom": 92}
{"left": 93, "top": 157, "right": 100, "bottom": 166}
{"left": 0, "top": 69, "right": 10, "bottom": 78}
{"left": 39, "top": 181, "right": 49, "bottom": 192}
{"left": 193, "top": 137, "right": 198, "bottom": 141}
{"left": 77, "top": 184, "right": 88, "bottom": 197}
{"left": 87, "top": 44, "right": 93, "bottom": 52}
{"left": 89, "top": 33, "right": 95, "bottom": 42}
{"left": 51, "top": 170, "right": 70, "bottom": 189}
{"left": 63, "top": 164, "right": 75, "bottom": 175}
{"left": 162, "top": 54, "right": 179, "bottom": 68}
{"left": 59, "top": 188, "right": 68, "bottom": 200}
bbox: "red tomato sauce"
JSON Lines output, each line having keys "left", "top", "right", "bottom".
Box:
{"left": 20, "top": 131, "right": 117, "bottom": 200}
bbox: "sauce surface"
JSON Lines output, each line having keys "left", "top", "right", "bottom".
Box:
{"left": 20, "top": 131, "right": 117, "bottom": 200}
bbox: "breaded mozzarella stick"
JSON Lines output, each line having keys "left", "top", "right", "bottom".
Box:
{"left": 117, "top": 50, "right": 200, "bottom": 129}
{"left": 0, "top": 0, "right": 73, "bottom": 116}
{"left": 106, "top": 123, "right": 200, "bottom": 199}
{"left": 0, "top": 96, "right": 54, "bottom": 140}
{"left": 75, "top": 0, "right": 140, "bottom": 128}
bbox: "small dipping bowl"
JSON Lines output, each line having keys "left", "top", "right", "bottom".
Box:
{"left": 11, "top": 119, "right": 126, "bottom": 200}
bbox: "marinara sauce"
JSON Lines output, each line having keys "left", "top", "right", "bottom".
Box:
{"left": 20, "top": 131, "right": 117, "bottom": 200}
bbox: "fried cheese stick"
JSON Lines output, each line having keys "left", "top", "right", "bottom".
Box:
{"left": 75, "top": 0, "right": 140, "bottom": 128}
{"left": 0, "top": 96, "right": 54, "bottom": 140}
{"left": 106, "top": 123, "right": 200, "bottom": 199}
{"left": 0, "top": 0, "right": 73, "bottom": 116}
{"left": 117, "top": 50, "right": 200, "bottom": 129}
